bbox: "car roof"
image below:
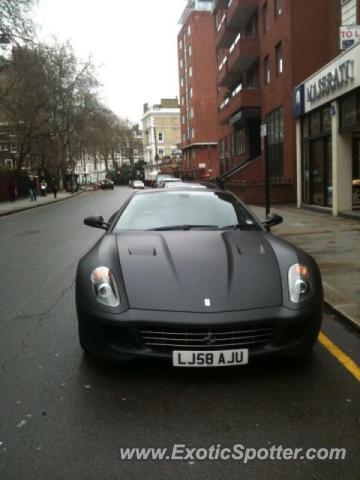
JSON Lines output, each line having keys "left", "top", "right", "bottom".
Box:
{"left": 133, "top": 186, "right": 224, "bottom": 196}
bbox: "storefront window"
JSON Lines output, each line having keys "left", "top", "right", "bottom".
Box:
{"left": 322, "top": 106, "right": 332, "bottom": 133}
{"left": 301, "top": 106, "right": 332, "bottom": 207}
{"left": 302, "top": 142, "right": 310, "bottom": 204}
{"left": 340, "top": 92, "right": 359, "bottom": 131}
{"left": 302, "top": 117, "right": 309, "bottom": 138}
{"left": 310, "top": 111, "right": 321, "bottom": 136}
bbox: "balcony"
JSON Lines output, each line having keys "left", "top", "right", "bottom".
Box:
{"left": 216, "top": 13, "right": 238, "bottom": 49}
{"left": 228, "top": 35, "right": 259, "bottom": 74}
{"left": 218, "top": 60, "right": 240, "bottom": 88}
{"left": 218, "top": 86, "right": 260, "bottom": 124}
{"left": 227, "top": 0, "right": 259, "bottom": 30}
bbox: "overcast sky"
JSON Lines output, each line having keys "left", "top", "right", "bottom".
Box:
{"left": 34, "top": 0, "right": 187, "bottom": 125}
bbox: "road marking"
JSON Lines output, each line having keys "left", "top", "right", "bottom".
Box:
{"left": 319, "top": 332, "right": 360, "bottom": 381}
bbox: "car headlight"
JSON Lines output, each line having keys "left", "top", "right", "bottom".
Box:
{"left": 90, "top": 266, "right": 120, "bottom": 307}
{"left": 288, "top": 264, "right": 311, "bottom": 303}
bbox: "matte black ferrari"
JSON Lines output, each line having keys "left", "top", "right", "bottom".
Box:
{"left": 76, "top": 188, "right": 323, "bottom": 366}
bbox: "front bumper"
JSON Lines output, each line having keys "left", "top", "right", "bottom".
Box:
{"left": 77, "top": 302, "right": 323, "bottom": 363}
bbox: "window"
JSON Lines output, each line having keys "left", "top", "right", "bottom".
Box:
{"left": 158, "top": 132, "right": 164, "bottom": 142}
{"left": 180, "top": 77, "right": 184, "bottom": 87}
{"left": 262, "top": 2, "right": 269, "bottom": 33}
{"left": 234, "top": 128, "right": 245, "bottom": 155}
{"left": 182, "top": 132, "right": 186, "bottom": 142}
{"left": 340, "top": 91, "right": 360, "bottom": 130}
{"left": 190, "top": 127, "right": 195, "bottom": 139}
{"left": 274, "top": 0, "right": 282, "bottom": 17}
{"left": 189, "top": 107, "right": 194, "bottom": 119}
{"left": 181, "top": 96, "right": 185, "bottom": 105}
{"left": 188, "top": 45, "right": 192, "bottom": 56}
{"left": 275, "top": 42, "right": 283, "bottom": 75}
{"left": 180, "top": 58, "right": 183, "bottom": 68}
{"left": 266, "top": 107, "right": 284, "bottom": 180}
{"left": 189, "top": 66, "right": 192, "bottom": 77}
{"left": 179, "top": 39, "right": 183, "bottom": 49}
{"left": 187, "top": 24, "right": 191, "bottom": 36}
{"left": 264, "top": 56, "right": 270, "bottom": 85}
{"left": 189, "top": 87, "right": 193, "bottom": 98}
{"left": 10, "top": 143, "right": 17, "bottom": 153}
{"left": 113, "top": 191, "right": 260, "bottom": 232}
{"left": 158, "top": 149, "right": 164, "bottom": 157}
{"left": 0, "top": 143, "right": 8, "bottom": 152}
{"left": 182, "top": 115, "right": 185, "bottom": 125}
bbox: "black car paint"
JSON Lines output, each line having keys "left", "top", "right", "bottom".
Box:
{"left": 76, "top": 189, "right": 323, "bottom": 362}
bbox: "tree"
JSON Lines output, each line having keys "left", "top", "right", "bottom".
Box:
{"left": 0, "top": 0, "right": 37, "bottom": 45}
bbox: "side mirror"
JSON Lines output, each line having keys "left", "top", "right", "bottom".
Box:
{"left": 84, "top": 215, "right": 110, "bottom": 230}
{"left": 262, "top": 213, "right": 283, "bottom": 230}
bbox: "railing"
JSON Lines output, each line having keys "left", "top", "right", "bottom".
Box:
{"left": 229, "top": 32, "right": 240, "bottom": 53}
{"left": 218, "top": 55, "right": 228, "bottom": 71}
{"left": 217, "top": 13, "right": 226, "bottom": 31}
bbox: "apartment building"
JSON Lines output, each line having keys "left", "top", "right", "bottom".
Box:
{"left": 142, "top": 99, "right": 181, "bottom": 180}
{"left": 177, "top": 0, "right": 221, "bottom": 179}
{"left": 213, "top": 0, "right": 340, "bottom": 204}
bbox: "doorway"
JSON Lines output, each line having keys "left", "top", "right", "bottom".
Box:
{"left": 310, "top": 136, "right": 332, "bottom": 207}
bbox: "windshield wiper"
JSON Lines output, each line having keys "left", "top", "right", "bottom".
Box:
{"left": 148, "top": 224, "right": 219, "bottom": 231}
{"left": 220, "top": 223, "right": 257, "bottom": 230}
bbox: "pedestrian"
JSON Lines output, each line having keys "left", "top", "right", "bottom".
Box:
{"left": 8, "top": 180, "right": 17, "bottom": 202}
{"left": 40, "top": 179, "right": 47, "bottom": 197}
{"left": 51, "top": 178, "right": 58, "bottom": 199}
{"left": 28, "top": 176, "right": 37, "bottom": 202}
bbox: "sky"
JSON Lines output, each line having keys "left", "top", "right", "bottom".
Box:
{"left": 33, "top": 0, "right": 187, "bottom": 125}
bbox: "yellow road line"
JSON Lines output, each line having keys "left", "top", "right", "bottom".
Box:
{"left": 319, "top": 332, "right": 360, "bottom": 382}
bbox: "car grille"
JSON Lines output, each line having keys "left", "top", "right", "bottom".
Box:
{"left": 139, "top": 324, "right": 275, "bottom": 352}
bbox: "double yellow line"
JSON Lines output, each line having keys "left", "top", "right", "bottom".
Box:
{"left": 319, "top": 332, "right": 360, "bottom": 381}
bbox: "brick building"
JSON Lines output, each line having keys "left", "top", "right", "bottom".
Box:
{"left": 177, "top": 0, "right": 221, "bottom": 179}
{"left": 213, "top": 0, "right": 341, "bottom": 204}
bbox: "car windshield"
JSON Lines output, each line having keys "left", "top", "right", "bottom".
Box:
{"left": 113, "top": 191, "right": 261, "bottom": 231}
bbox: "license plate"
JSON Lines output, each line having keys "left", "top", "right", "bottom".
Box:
{"left": 172, "top": 349, "right": 249, "bottom": 367}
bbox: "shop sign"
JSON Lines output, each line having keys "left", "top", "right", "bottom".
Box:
{"left": 307, "top": 60, "right": 354, "bottom": 104}
{"left": 304, "top": 43, "right": 360, "bottom": 112}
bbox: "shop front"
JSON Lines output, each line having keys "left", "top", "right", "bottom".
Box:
{"left": 293, "top": 42, "right": 360, "bottom": 216}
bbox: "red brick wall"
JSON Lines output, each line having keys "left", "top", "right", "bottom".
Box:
{"left": 178, "top": 10, "right": 220, "bottom": 178}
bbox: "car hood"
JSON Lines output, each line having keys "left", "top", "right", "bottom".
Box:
{"left": 116, "top": 231, "right": 282, "bottom": 312}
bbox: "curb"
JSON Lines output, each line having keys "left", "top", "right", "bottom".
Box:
{"left": 324, "top": 301, "right": 360, "bottom": 334}
{"left": 0, "top": 191, "right": 85, "bottom": 218}
{"left": 323, "top": 282, "right": 360, "bottom": 333}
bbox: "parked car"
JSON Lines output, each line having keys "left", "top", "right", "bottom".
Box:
{"left": 76, "top": 187, "right": 323, "bottom": 365}
{"left": 132, "top": 180, "right": 145, "bottom": 189}
{"left": 98, "top": 179, "right": 114, "bottom": 190}
{"left": 163, "top": 182, "right": 214, "bottom": 189}
{"left": 154, "top": 174, "right": 176, "bottom": 188}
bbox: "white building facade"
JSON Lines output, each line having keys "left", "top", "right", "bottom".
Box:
{"left": 141, "top": 99, "right": 181, "bottom": 180}
{"left": 293, "top": 42, "right": 360, "bottom": 216}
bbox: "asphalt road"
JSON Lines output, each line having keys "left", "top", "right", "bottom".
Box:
{"left": 0, "top": 187, "right": 359, "bottom": 480}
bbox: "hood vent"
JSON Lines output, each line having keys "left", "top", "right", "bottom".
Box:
{"left": 128, "top": 247, "right": 157, "bottom": 256}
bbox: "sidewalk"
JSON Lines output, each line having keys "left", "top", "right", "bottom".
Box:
{"left": 250, "top": 204, "right": 360, "bottom": 331}
{"left": 0, "top": 191, "right": 83, "bottom": 217}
